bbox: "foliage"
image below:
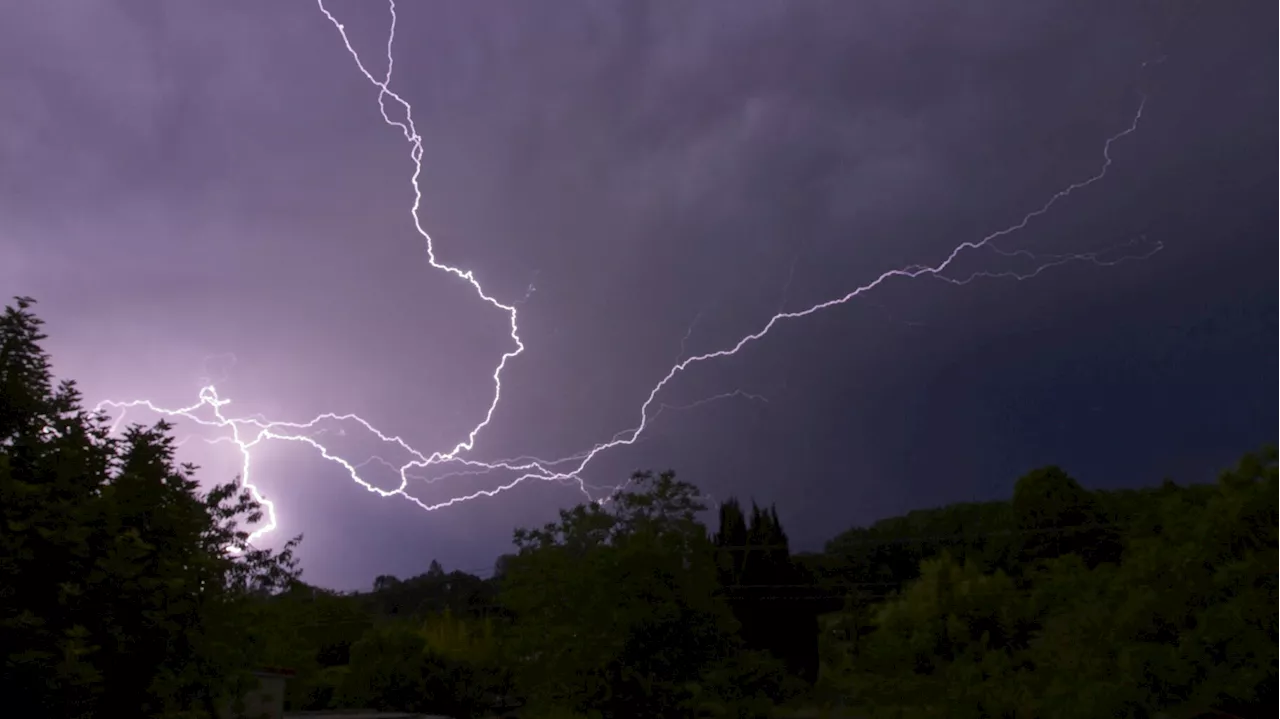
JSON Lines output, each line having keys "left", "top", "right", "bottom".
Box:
{"left": 1023, "top": 447, "right": 1277, "bottom": 717}
{"left": 501, "top": 470, "right": 741, "bottom": 717}
{"left": 822, "top": 498, "right": 1017, "bottom": 593}
{"left": 419, "top": 609, "right": 512, "bottom": 709}
{"left": 246, "top": 583, "right": 375, "bottom": 710}
{"left": 1011, "top": 465, "right": 1122, "bottom": 569}
{"left": 339, "top": 620, "right": 490, "bottom": 717}
{"left": 0, "top": 296, "right": 302, "bottom": 717}
{"left": 715, "top": 498, "right": 821, "bottom": 684}
{"left": 366, "top": 562, "right": 498, "bottom": 618}
{"left": 235, "top": 563, "right": 509, "bottom": 713}
{"left": 421, "top": 608, "right": 499, "bottom": 663}
{"left": 683, "top": 649, "right": 794, "bottom": 719}
{"left": 852, "top": 555, "right": 1034, "bottom": 718}
{"left": 830, "top": 446, "right": 1277, "bottom": 719}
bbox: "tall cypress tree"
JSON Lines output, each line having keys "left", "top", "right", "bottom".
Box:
{"left": 712, "top": 497, "right": 819, "bottom": 683}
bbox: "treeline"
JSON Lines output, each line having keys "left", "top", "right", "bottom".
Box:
{"left": 248, "top": 456, "right": 1278, "bottom": 718}
{"left": 808, "top": 462, "right": 1276, "bottom": 718}
{"left": 3, "top": 296, "right": 1276, "bottom": 718}
{"left": 256, "top": 474, "right": 830, "bottom": 717}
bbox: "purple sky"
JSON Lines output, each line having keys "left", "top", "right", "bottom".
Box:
{"left": 2, "top": 0, "right": 1274, "bottom": 590}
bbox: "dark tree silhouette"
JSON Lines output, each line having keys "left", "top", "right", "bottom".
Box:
{"left": 714, "top": 498, "right": 820, "bottom": 684}
{"left": 1012, "top": 465, "right": 1122, "bottom": 568}
{"left": 1, "top": 297, "right": 302, "bottom": 717}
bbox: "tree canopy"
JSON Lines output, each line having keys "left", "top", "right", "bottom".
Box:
{"left": 822, "top": 453, "right": 1277, "bottom": 718}
{"left": 500, "top": 470, "right": 742, "bottom": 717}
{"left": 1, "top": 297, "right": 301, "bottom": 717}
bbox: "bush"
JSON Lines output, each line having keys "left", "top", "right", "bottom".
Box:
{"left": 340, "top": 621, "right": 489, "bottom": 717}
{"left": 684, "top": 649, "right": 795, "bottom": 719}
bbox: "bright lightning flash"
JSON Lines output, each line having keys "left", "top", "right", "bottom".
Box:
{"left": 95, "top": 0, "right": 1163, "bottom": 545}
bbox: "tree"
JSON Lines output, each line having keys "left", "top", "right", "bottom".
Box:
{"left": 500, "top": 470, "right": 740, "bottom": 717}
{"left": 823, "top": 499, "right": 1017, "bottom": 593}
{"left": 366, "top": 564, "right": 497, "bottom": 619}
{"left": 1026, "top": 446, "right": 1277, "bottom": 718}
{"left": 830, "top": 448, "right": 1277, "bottom": 718}
{"left": 0, "top": 297, "right": 302, "bottom": 717}
{"left": 1012, "top": 466, "right": 1120, "bottom": 569}
{"left": 714, "top": 498, "right": 820, "bottom": 684}
{"left": 492, "top": 552, "right": 516, "bottom": 581}
{"left": 420, "top": 610, "right": 511, "bottom": 709}
{"left": 857, "top": 554, "right": 1035, "bottom": 715}
{"left": 245, "top": 583, "right": 376, "bottom": 711}
{"left": 341, "top": 621, "right": 486, "bottom": 717}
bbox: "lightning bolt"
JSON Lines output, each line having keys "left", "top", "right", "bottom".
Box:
{"left": 95, "top": 0, "right": 1162, "bottom": 546}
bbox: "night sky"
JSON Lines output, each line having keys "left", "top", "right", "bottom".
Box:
{"left": 2, "top": 1, "right": 1274, "bottom": 591}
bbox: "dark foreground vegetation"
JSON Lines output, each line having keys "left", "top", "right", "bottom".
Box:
{"left": 3, "top": 296, "right": 1276, "bottom": 718}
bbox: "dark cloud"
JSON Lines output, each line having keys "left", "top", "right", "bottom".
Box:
{"left": 2, "top": 0, "right": 1273, "bottom": 589}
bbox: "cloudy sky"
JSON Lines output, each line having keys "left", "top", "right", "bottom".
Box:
{"left": 2, "top": 0, "right": 1274, "bottom": 590}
